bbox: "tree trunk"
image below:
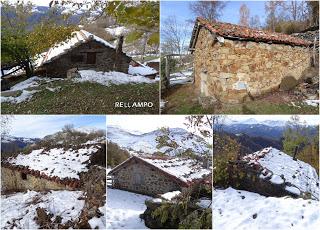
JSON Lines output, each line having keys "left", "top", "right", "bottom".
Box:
{"left": 114, "top": 36, "right": 124, "bottom": 72}
{"left": 24, "top": 60, "right": 33, "bottom": 78}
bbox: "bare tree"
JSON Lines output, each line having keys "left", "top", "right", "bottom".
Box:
{"left": 265, "top": 1, "right": 285, "bottom": 32}
{"left": 161, "top": 16, "right": 189, "bottom": 55}
{"left": 239, "top": 3, "right": 250, "bottom": 26}
{"left": 249, "top": 15, "right": 261, "bottom": 29}
{"left": 1, "top": 115, "right": 14, "bottom": 138}
{"left": 189, "top": 1, "right": 227, "bottom": 21}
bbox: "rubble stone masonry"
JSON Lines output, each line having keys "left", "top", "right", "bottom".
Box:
{"left": 194, "top": 28, "right": 312, "bottom": 103}
{"left": 2, "top": 167, "right": 72, "bottom": 191}
{"left": 111, "top": 160, "right": 182, "bottom": 196}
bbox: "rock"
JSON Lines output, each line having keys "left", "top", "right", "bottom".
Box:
{"left": 67, "top": 68, "right": 80, "bottom": 79}
{"left": 1, "top": 90, "right": 22, "bottom": 97}
{"left": 279, "top": 76, "right": 298, "bottom": 91}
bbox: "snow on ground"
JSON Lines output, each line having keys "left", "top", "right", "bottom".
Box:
{"left": 197, "top": 198, "right": 212, "bottom": 208}
{"left": 128, "top": 64, "right": 157, "bottom": 76}
{"left": 7, "top": 146, "right": 100, "bottom": 179}
{"left": 74, "top": 70, "right": 157, "bottom": 86}
{"left": 89, "top": 203, "right": 106, "bottom": 229}
{"left": 106, "top": 188, "right": 150, "bottom": 229}
{"left": 105, "top": 26, "right": 129, "bottom": 37}
{"left": 161, "top": 191, "right": 181, "bottom": 201}
{"left": 9, "top": 76, "right": 42, "bottom": 91}
{"left": 169, "top": 71, "right": 193, "bottom": 86}
{"left": 1, "top": 190, "right": 84, "bottom": 229}
{"left": 213, "top": 187, "right": 319, "bottom": 230}
{"left": 1, "top": 90, "right": 39, "bottom": 104}
{"left": 305, "top": 99, "right": 320, "bottom": 107}
{"left": 142, "top": 157, "right": 211, "bottom": 183}
{"left": 243, "top": 147, "right": 319, "bottom": 199}
{"left": 1, "top": 76, "right": 63, "bottom": 104}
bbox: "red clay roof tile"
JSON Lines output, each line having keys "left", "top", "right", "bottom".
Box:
{"left": 193, "top": 17, "right": 312, "bottom": 47}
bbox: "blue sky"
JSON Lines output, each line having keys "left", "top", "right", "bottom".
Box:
{"left": 7, "top": 115, "right": 106, "bottom": 138}
{"left": 161, "top": 1, "right": 267, "bottom": 25}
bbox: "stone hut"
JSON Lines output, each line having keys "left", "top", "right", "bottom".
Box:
{"left": 1, "top": 143, "right": 105, "bottom": 192}
{"left": 189, "top": 17, "right": 313, "bottom": 104}
{"left": 36, "top": 30, "right": 131, "bottom": 78}
{"left": 108, "top": 156, "right": 211, "bottom": 196}
{"left": 231, "top": 147, "right": 319, "bottom": 200}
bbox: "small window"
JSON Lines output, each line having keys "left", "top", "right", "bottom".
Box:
{"left": 86, "top": 52, "right": 96, "bottom": 64}
{"left": 21, "top": 173, "right": 27, "bottom": 180}
{"left": 71, "top": 55, "right": 84, "bottom": 63}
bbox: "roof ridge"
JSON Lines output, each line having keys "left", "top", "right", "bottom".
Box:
{"left": 191, "top": 17, "right": 311, "bottom": 48}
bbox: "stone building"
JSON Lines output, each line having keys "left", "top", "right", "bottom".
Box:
{"left": 1, "top": 143, "right": 105, "bottom": 192}
{"left": 36, "top": 30, "right": 131, "bottom": 78}
{"left": 108, "top": 156, "right": 211, "bottom": 196}
{"left": 189, "top": 17, "right": 313, "bottom": 104}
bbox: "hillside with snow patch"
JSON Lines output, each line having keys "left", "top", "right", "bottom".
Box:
{"left": 107, "top": 126, "right": 211, "bottom": 156}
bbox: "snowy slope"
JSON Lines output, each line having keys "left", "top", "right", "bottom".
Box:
{"left": 213, "top": 187, "right": 319, "bottom": 230}
{"left": 106, "top": 188, "right": 149, "bottom": 229}
{"left": 107, "top": 126, "right": 210, "bottom": 156}
{"left": 1, "top": 190, "right": 84, "bottom": 229}
{"left": 243, "top": 147, "right": 319, "bottom": 199}
{"left": 7, "top": 145, "right": 100, "bottom": 179}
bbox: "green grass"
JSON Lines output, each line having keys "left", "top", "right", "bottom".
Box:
{"left": 1, "top": 80, "right": 159, "bottom": 114}
{"left": 163, "top": 84, "right": 318, "bottom": 115}
{"left": 218, "top": 101, "right": 319, "bottom": 114}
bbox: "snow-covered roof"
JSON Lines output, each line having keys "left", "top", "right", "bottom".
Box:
{"left": 37, "top": 30, "right": 115, "bottom": 66}
{"left": 4, "top": 145, "right": 101, "bottom": 180}
{"left": 109, "top": 156, "right": 211, "bottom": 186}
{"left": 243, "top": 147, "right": 319, "bottom": 199}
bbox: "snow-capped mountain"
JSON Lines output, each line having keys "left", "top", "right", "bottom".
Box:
{"left": 1, "top": 135, "right": 39, "bottom": 144}
{"left": 1, "top": 135, "right": 40, "bottom": 156}
{"left": 220, "top": 119, "right": 318, "bottom": 140}
{"left": 107, "top": 126, "right": 211, "bottom": 156}
{"left": 225, "top": 118, "right": 287, "bottom": 127}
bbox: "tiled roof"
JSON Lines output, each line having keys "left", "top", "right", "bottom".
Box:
{"left": 189, "top": 17, "right": 312, "bottom": 49}
{"left": 109, "top": 156, "right": 211, "bottom": 186}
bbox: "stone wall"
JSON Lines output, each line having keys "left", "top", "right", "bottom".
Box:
{"left": 42, "top": 40, "right": 131, "bottom": 78}
{"left": 194, "top": 28, "right": 312, "bottom": 103}
{"left": 1, "top": 167, "right": 72, "bottom": 191}
{"left": 111, "top": 160, "right": 182, "bottom": 196}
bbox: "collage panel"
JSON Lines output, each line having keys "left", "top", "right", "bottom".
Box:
{"left": 0, "top": 115, "right": 106, "bottom": 229}
{"left": 160, "top": 0, "right": 319, "bottom": 114}
{"left": 106, "top": 115, "right": 213, "bottom": 229}
{"left": 212, "top": 115, "right": 319, "bottom": 229}
{"left": 1, "top": 0, "right": 159, "bottom": 114}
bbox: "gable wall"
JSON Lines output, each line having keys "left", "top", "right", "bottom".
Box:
{"left": 42, "top": 40, "right": 131, "bottom": 78}
{"left": 111, "top": 160, "right": 182, "bottom": 196}
{"left": 1, "top": 167, "right": 71, "bottom": 191}
{"left": 194, "top": 28, "right": 312, "bottom": 103}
